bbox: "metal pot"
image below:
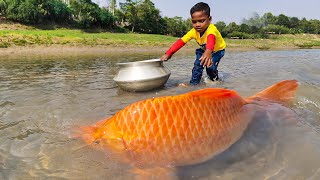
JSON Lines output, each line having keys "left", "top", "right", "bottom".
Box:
{"left": 113, "top": 59, "right": 171, "bottom": 92}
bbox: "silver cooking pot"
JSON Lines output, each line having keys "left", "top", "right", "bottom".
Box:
{"left": 113, "top": 59, "right": 171, "bottom": 92}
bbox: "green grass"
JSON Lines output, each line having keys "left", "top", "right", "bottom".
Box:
{"left": 0, "top": 29, "right": 179, "bottom": 47}
{"left": 0, "top": 29, "right": 320, "bottom": 49}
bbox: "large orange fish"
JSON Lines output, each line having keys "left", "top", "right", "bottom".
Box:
{"left": 78, "top": 80, "right": 298, "bottom": 176}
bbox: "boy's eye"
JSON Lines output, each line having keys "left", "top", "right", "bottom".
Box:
{"left": 192, "top": 19, "right": 206, "bottom": 24}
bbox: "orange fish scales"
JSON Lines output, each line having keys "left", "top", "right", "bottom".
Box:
{"left": 79, "top": 80, "right": 299, "bottom": 168}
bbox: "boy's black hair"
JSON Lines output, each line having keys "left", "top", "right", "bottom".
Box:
{"left": 190, "top": 2, "right": 210, "bottom": 17}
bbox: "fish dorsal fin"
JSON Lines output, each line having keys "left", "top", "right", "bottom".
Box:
{"left": 187, "top": 88, "right": 239, "bottom": 100}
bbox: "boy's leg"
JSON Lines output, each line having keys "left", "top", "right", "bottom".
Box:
{"left": 206, "top": 49, "right": 225, "bottom": 81}
{"left": 189, "top": 49, "right": 204, "bottom": 85}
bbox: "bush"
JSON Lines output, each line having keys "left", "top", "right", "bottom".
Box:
{"left": 227, "top": 31, "right": 253, "bottom": 39}
{"left": 99, "top": 8, "right": 115, "bottom": 29}
{"left": 262, "top": 25, "right": 291, "bottom": 34}
{"left": 43, "top": 0, "right": 72, "bottom": 23}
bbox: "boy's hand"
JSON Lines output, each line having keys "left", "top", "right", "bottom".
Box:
{"left": 200, "top": 50, "right": 213, "bottom": 67}
{"left": 160, "top": 54, "right": 170, "bottom": 61}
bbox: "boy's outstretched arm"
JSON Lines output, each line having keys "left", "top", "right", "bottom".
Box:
{"left": 200, "top": 34, "right": 216, "bottom": 67}
{"left": 160, "top": 39, "right": 186, "bottom": 61}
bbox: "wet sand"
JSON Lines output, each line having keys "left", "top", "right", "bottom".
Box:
{"left": 0, "top": 45, "right": 170, "bottom": 60}
{"left": 0, "top": 44, "right": 304, "bottom": 61}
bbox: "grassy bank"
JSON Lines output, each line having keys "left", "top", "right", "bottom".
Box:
{"left": 1, "top": 28, "right": 320, "bottom": 49}
{"left": 0, "top": 21, "right": 320, "bottom": 60}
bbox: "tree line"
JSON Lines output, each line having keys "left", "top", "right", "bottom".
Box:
{"left": 0, "top": 0, "right": 319, "bottom": 39}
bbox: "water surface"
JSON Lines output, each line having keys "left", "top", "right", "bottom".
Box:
{"left": 0, "top": 49, "right": 319, "bottom": 179}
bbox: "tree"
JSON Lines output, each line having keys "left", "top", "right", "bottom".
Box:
{"left": 108, "top": 0, "right": 116, "bottom": 15}
{"left": 70, "top": 0, "right": 102, "bottom": 28}
{"left": 135, "top": 0, "right": 165, "bottom": 34}
{"left": 16, "top": 0, "right": 42, "bottom": 24}
{"left": 262, "top": 12, "right": 277, "bottom": 25}
{"left": 163, "top": 16, "right": 189, "bottom": 37}
{"left": 118, "top": 0, "right": 166, "bottom": 34}
{"left": 99, "top": 7, "right": 115, "bottom": 28}
{"left": 226, "top": 22, "right": 240, "bottom": 34}
{"left": 239, "top": 23, "right": 251, "bottom": 33}
{"left": 276, "top": 14, "right": 290, "bottom": 28}
{"left": 299, "top": 17, "right": 312, "bottom": 33}
{"left": 308, "top": 19, "right": 320, "bottom": 34}
{"left": 215, "top": 21, "right": 227, "bottom": 37}
{"left": 289, "top": 17, "right": 300, "bottom": 29}
{"left": 42, "top": 0, "right": 72, "bottom": 23}
{"left": 119, "top": 0, "right": 138, "bottom": 32}
{"left": 0, "top": 0, "right": 7, "bottom": 16}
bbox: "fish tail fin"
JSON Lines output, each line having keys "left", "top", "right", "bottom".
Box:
{"left": 246, "top": 80, "right": 299, "bottom": 105}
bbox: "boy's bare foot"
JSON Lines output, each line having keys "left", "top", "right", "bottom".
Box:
{"left": 178, "top": 83, "right": 188, "bottom": 87}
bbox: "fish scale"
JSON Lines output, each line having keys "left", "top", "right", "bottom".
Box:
{"left": 79, "top": 80, "right": 299, "bottom": 170}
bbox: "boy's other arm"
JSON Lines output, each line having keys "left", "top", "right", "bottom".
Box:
{"left": 200, "top": 34, "right": 216, "bottom": 67}
{"left": 160, "top": 39, "right": 186, "bottom": 61}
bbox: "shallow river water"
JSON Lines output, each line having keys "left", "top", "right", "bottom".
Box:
{"left": 0, "top": 49, "right": 320, "bottom": 179}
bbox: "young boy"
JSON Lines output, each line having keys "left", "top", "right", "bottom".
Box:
{"left": 160, "top": 2, "right": 226, "bottom": 85}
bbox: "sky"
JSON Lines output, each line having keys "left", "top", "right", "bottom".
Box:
{"left": 92, "top": 0, "right": 320, "bottom": 24}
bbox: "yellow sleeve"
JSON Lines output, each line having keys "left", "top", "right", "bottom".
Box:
{"left": 181, "top": 28, "right": 196, "bottom": 43}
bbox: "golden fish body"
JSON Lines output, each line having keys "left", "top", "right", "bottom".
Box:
{"left": 80, "top": 80, "right": 298, "bottom": 168}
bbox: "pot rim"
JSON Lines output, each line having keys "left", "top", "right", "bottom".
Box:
{"left": 116, "top": 59, "right": 162, "bottom": 67}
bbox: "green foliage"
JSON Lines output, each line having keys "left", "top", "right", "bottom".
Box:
{"left": 227, "top": 31, "right": 253, "bottom": 39}
{"left": 42, "top": 0, "right": 71, "bottom": 23}
{"left": 118, "top": 0, "right": 166, "bottom": 34}
{"left": 163, "top": 16, "right": 189, "bottom": 37}
{"left": 262, "top": 24, "right": 291, "bottom": 34}
{"left": 0, "top": 1, "right": 319, "bottom": 36}
{"left": 70, "top": 0, "right": 100, "bottom": 28}
{"left": 5, "top": 0, "right": 42, "bottom": 24}
{"left": 226, "top": 22, "right": 240, "bottom": 34}
{"left": 99, "top": 8, "right": 115, "bottom": 28}
{"left": 239, "top": 24, "right": 251, "bottom": 33}
{"left": 276, "top": 14, "right": 290, "bottom": 27}
{"left": 0, "top": 41, "right": 9, "bottom": 48}
{"left": 135, "top": 0, "right": 166, "bottom": 34}
{"left": 0, "top": 0, "right": 7, "bottom": 15}
{"left": 215, "top": 21, "right": 227, "bottom": 37}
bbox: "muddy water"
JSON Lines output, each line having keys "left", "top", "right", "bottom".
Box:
{"left": 0, "top": 49, "right": 319, "bottom": 179}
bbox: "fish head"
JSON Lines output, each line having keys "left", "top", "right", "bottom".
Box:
{"left": 92, "top": 127, "right": 126, "bottom": 152}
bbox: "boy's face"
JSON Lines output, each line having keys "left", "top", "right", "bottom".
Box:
{"left": 191, "top": 11, "right": 211, "bottom": 33}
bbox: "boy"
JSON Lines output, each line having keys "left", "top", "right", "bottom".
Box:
{"left": 160, "top": 2, "right": 226, "bottom": 85}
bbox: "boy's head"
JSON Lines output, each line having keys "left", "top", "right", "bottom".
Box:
{"left": 190, "top": 2, "right": 212, "bottom": 33}
{"left": 190, "top": 2, "right": 210, "bottom": 17}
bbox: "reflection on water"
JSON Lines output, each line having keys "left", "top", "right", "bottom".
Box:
{"left": 0, "top": 49, "right": 320, "bottom": 179}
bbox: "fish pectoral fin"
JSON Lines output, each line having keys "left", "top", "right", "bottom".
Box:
{"left": 130, "top": 166, "right": 177, "bottom": 180}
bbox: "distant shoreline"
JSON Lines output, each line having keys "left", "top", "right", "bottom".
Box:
{"left": 1, "top": 22, "right": 319, "bottom": 60}
{"left": 0, "top": 44, "right": 313, "bottom": 61}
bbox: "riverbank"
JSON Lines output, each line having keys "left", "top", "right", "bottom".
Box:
{"left": 1, "top": 21, "right": 320, "bottom": 60}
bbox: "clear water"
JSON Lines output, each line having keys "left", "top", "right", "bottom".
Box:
{"left": 0, "top": 49, "right": 319, "bottom": 179}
